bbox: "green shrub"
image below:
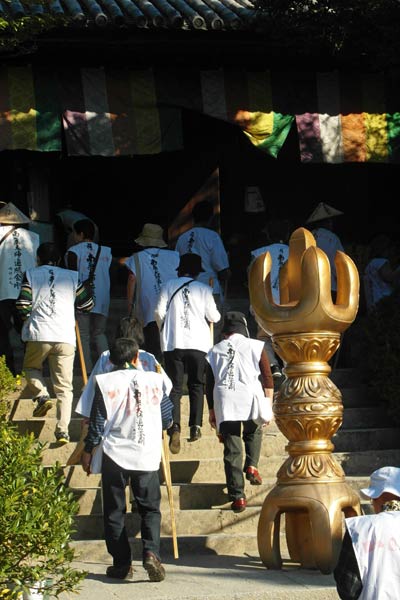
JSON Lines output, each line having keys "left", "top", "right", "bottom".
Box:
{"left": 0, "top": 358, "right": 86, "bottom": 599}
{"left": 0, "top": 355, "right": 20, "bottom": 420}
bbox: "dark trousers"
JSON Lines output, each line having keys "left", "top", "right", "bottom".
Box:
{"left": 143, "top": 321, "right": 162, "bottom": 363}
{"left": 219, "top": 420, "right": 262, "bottom": 501}
{"left": 0, "top": 299, "right": 17, "bottom": 375}
{"left": 101, "top": 453, "right": 162, "bottom": 566}
{"left": 163, "top": 348, "right": 206, "bottom": 428}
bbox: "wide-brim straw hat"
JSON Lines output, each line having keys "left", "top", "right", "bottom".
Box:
{"left": 306, "top": 202, "right": 344, "bottom": 224}
{"left": 0, "top": 201, "right": 30, "bottom": 225}
{"left": 134, "top": 223, "right": 167, "bottom": 248}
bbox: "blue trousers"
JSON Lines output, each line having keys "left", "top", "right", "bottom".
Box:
{"left": 101, "top": 453, "right": 162, "bottom": 567}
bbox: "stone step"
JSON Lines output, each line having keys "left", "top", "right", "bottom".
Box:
{"left": 73, "top": 506, "right": 263, "bottom": 540}
{"left": 72, "top": 476, "right": 373, "bottom": 516}
{"left": 333, "top": 427, "right": 400, "bottom": 452}
{"left": 330, "top": 367, "right": 363, "bottom": 388}
{"left": 341, "top": 406, "right": 393, "bottom": 428}
{"left": 62, "top": 448, "right": 400, "bottom": 488}
{"left": 71, "top": 533, "right": 263, "bottom": 558}
{"left": 39, "top": 428, "right": 284, "bottom": 463}
{"left": 72, "top": 499, "right": 373, "bottom": 542}
{"left": 15, "top": 391, "right": 386, "bottom": 434}
{"left": 340, "top": 385, "right": 373, "bottom": 407}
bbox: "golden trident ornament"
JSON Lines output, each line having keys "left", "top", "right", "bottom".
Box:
{"left": 249, "top": 227, "right": 360, "bottom": 574}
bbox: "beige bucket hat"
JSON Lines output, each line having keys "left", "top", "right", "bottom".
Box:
{"left": 134, "top": 223, "right": 167, "bottom": 248}
{"left": 306, "top": 202, "right": 344, "bottom": 224}
{"left": 0, "top": 201, "right": 31, "bottom": 225}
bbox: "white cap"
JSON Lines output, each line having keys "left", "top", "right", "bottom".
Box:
{"left": 360, "top": 466, "right": 400, "bottom": 499}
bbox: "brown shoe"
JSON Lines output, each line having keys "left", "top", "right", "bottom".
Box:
{"left": 246, "top": 466, "right": 262, "bottom": 485}
{"left": 168, "top": 424, "right": 180, "bottom": 454}
{"left": 143, "top": 552, "right": 165, "bottom": 582}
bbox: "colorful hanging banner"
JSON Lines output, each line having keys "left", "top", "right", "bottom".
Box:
{"left": 0, "top": 64, "right": 399, "bottom": 162}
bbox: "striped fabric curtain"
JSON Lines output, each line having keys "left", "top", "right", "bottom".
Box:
{"left": 0, "top": 64, "right": 399, "bottom": 162}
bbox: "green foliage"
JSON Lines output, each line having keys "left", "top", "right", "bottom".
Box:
{"left": 255, "top": 0, "right": 400, "bottom": 70}
{"left": 358, "top": 291, "right": 400, "bottom": 425}
{"left": 0, "top": 360, "right": 86, "bottom": 599}
{"left": 0, "top": 12, "right": 68, "bottom": 53}
{"left": 0, "top": 356, "right": 20, "bottom": 420}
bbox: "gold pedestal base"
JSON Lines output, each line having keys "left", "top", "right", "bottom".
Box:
{"left": 257, "top": 482, "right": 361, "bottom": 574}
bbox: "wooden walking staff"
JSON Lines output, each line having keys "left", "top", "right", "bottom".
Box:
{"left": 209, "top": 277, "right": 214, "bottom": 343}
{"left": 66, "top": 322, "right": 89, "bottom": 466}
{"left": 161, "top": 431, "right": 179, "bottom": 559}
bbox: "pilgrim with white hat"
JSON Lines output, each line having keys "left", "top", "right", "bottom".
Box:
{"left": 0, "top": 202, "right": 40, "bottom": 375}
{"left": 306, "top": 202, "right": 345, "bottom": 296}
{"left": 334, "top": 466, "right": 400, "bottom": 599}
{"left": 119, "top": 223, "right": 180, "bottom": 362}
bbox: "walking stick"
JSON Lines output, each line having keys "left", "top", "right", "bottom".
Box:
{"left": 66, "top": 322, "right": 89, "bottom": 466}
{"left": 209, "top": 277, "right": 214, "bottom": 344}
{"left": 161, "top": 431, "right": 179, "bottom": 559}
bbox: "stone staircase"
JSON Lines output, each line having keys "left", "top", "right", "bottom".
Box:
{"left": 10, "top": 362, "right": 400, "bottom": 561}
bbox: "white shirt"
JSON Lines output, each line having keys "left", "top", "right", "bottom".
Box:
{"left": 175, "top": 227, "right": 229, "bottom": 296}
{"left": 91, "top": 369, "right": 165, "bottom": 473}
{"left": 66, "top": 242, "right": 112, "bottom": 316}
{"left": 124, "top": 248, "right": 180, "bottom": 326}
{"left": 76, "top": 348, "right": 172, "bottom": 418}
{"left": 21, "top": 265, "right": 79, "bottom": 346}
{"left": 0, "top": 226, "right": 39, "bottom": 301}
{"left": 311, "top": 227, "right": 344, "bottom": 292}
{"left": 250, "top": 242, "right": 289, "bottom": 304}
{"left": 206, "top": 333, "right": 265, "bottom": 430}
{"left": 155, "top": 276, "right": 220, "bottom": 353}
{"left": 346, "top": 511, "right": 400, "bottom": 600}
{"left": 364, "top": 258, "right": 393, "bottom": 313}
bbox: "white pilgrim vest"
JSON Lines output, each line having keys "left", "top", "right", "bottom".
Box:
{"left": 206, "top": 334, "right": 265, "bottom": 430}
{"left": 0, "top": 226, "right": 39, "bottom": 301}
{"left": 66, "top": 242, "right": 112, "bottom": 316}
{"left": 175, "top": 226, "right": 229, "bottom": 296}
{"left": 250, "top": 242, "right": 289, "bottom": 304}
{"left": 21, "top": 265, "right": 78, "bottom": 345}
{"left": 124, "top": 248, "right": 180, "bottom": 326}
{"left": 91, "top": 369, "right": 164, "bottom": 473}
{"left": 346, "top": 511, "right": 400, "bottom": 600}
{"left": 76, "top": 349, "right": 172, "bottom": 418}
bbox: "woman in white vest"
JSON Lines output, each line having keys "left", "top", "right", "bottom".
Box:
{"left": 81, "top": 338, "right": 172, "bottom": 583}
{"left": 205, "top": 311, "right": 274, "bottom": 514}
{"left": 334, "top": 466, "right": 400, "bottom": 599}
{"left": 15, "top": 242, "right": 93, "bottom": 445}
